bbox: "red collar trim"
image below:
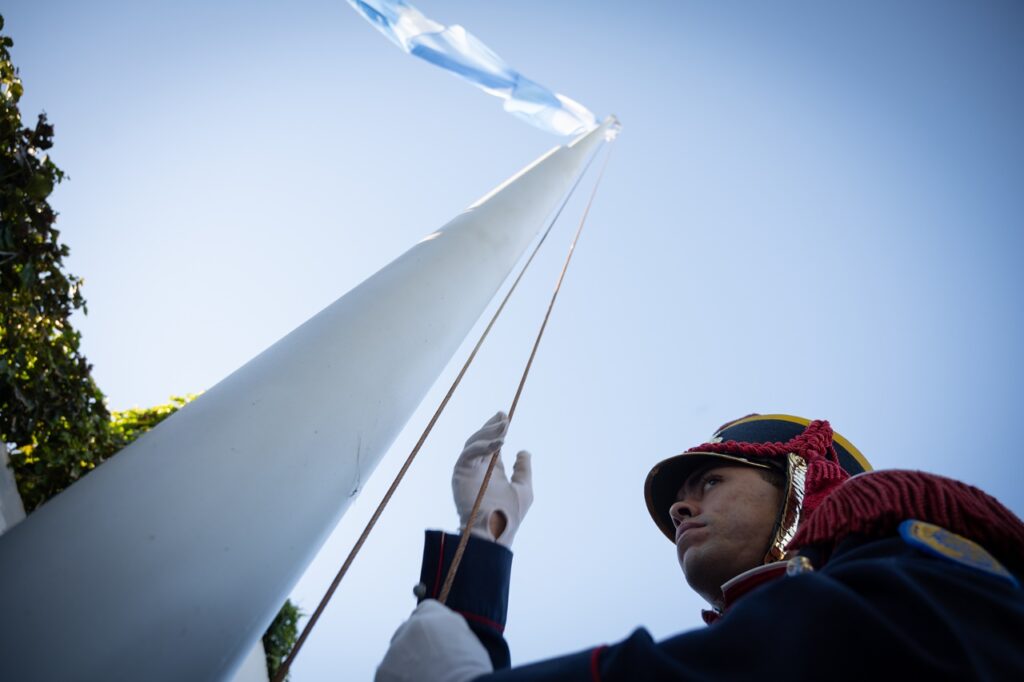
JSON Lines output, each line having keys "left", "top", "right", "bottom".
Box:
{"left": 702, "top": 562, "right": 788, "bottom": 625}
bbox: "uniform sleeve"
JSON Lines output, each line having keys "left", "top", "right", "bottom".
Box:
{"left": 481, "top": 538, "right": 1024, "bottom": 681}
{"left": 419, "top": 530, "right": 513, "bottom": 669}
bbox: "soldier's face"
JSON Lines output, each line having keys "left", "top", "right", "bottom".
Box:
{"left": 670, "top": 464, "right": 783, "bottom": 608}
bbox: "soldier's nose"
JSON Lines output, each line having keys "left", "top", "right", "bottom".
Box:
{"left": 669, "top": 499, "right": 697, "bottom": 527}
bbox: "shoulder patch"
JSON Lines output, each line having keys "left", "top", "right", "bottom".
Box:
{"left": 899, "top": 519, "right": 1019, "bottom": 589}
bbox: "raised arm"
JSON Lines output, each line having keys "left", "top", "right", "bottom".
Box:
{"left": 377, "top": 412, "right": 534, "bottom": 682}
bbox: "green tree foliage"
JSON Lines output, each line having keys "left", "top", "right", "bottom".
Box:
{"left": 263, "top": 599, "right": 303, "bottom": 681}
{"left": 0, "top": 17, "right": 301, "bottom": 676}
{"left": 0, "top": 14, "right": 116, "bottom": 512}
{"left": 108, "top": 395, "right": 196, "bottom": 447}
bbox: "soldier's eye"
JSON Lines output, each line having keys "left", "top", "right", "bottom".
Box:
{"left": 702, "top": 475, "right": 722, "bottom": 492}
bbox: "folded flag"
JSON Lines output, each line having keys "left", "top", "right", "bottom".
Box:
{"left": 347, "top": 0, "right": 597, "bottom": 136}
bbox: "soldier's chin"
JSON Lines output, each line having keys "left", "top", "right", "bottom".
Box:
{"left": 677, "top": 541, "right": 708, "bottom": 577}
{"left": 675, "top": 528, "right": 707, "bottom": 558}
{"left": 679, "top": 550, "right": 722, "bottom": 602}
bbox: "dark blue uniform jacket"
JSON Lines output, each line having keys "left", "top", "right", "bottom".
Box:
{"left": 418, "top": 528, "right": 1024, "bottom": 681}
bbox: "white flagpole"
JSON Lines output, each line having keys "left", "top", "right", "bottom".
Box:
{"left": 0, "top": 118, "right": 614, "bottom": 682}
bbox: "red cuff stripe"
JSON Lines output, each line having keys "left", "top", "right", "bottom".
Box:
{"left": 457, "top": 609, "right": 506, "bottom": 634}
{"left": 589, "top": 645, "right": 607, "bottom": 682}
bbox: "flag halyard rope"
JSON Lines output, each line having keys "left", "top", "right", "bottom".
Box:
{"left": 270, "top": 145, "right": 605, "bottom": 682}
{"left": 438, "top": 143, "right": 615, "bottom": 604}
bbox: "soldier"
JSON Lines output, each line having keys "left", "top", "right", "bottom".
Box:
{"left": 377, "top": 413, "right": 1024, "bottom": 680}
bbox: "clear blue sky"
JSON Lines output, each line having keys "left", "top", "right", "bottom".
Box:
{"left": 4, "top": 1, "right": 1024, "bottom": 679}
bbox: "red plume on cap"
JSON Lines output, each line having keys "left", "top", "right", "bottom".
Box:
{"left": 686, "top": 420, "right": 848, "bottom": 515}
{"left": 792, "top": 470, "right": 1024, "bottom": 574}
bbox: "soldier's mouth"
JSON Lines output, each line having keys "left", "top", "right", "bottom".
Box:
{"left": 675, "top": 521, "right": 705, "bottom": 544}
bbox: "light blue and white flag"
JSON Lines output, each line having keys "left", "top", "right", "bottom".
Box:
{"left": 347, "top": 0, "right": 597, "bottom": 136}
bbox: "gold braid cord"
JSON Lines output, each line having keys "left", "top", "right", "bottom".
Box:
{"left": 764, "top": 452, "right": 808, "bottom": 563}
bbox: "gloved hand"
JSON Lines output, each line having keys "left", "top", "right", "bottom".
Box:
{"left": 375, "top": 599, "right": 493, "bottom": 682}
{"left": 452, "top": 411, "right": 533, "bottom": 547}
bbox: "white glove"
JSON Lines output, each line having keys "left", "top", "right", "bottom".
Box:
{"left": 452, "top": 411, "right": 533, "bottom": 547}
{"left": 375, "top": 599, "right": 493, "bottom": 682}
